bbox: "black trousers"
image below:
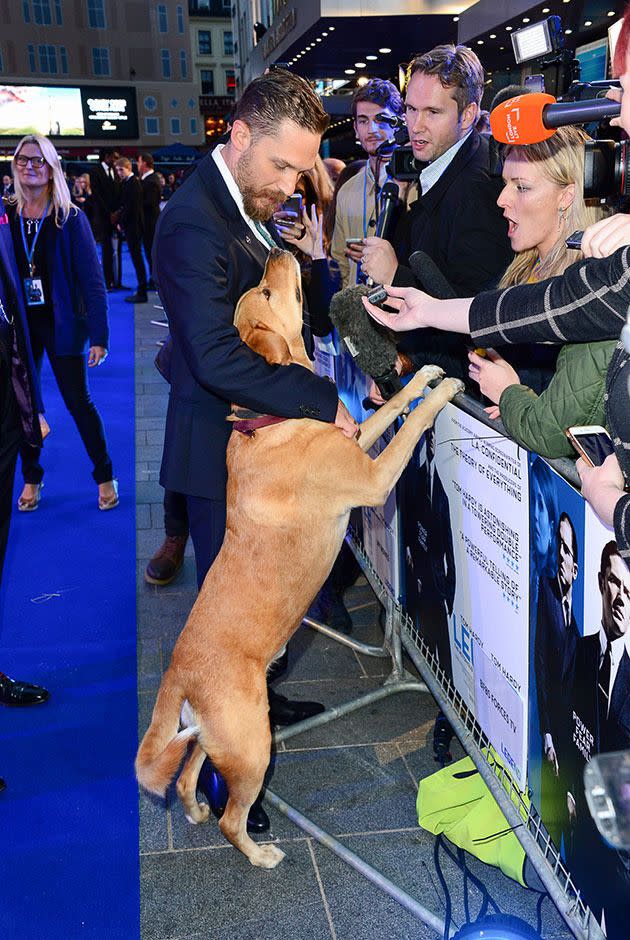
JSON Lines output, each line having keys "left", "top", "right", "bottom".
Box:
{"left": 0, "top": 341, "right": 20, "bottom": 587}
{"left": 99, "top": 227, "right": 115, "bottom": 288}
{"left": 19, "top": 311, "right": 113, "bottom": 485}
{"left": 164, "top": 489, "right": 189, "bottom": 539}
{"left": 143, "top": 220, "right": 156, "bottom": 276}
{"left": 186, "top": 495, "right": 226, "bottom": 589}
{"left": 125, "top": 230, "right": 147, "bottom": 293}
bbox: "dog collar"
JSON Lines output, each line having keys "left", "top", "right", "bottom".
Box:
{"left": 230, "top": 408, "right": 288, "bottom": 437}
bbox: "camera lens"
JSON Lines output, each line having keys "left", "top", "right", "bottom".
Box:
{"left": 584, "top": 140, "right": 630, "bottom": 200}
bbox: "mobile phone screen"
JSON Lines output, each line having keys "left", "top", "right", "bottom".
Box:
{"left": 571, "top": 431, "right": 614, "bottom": 467}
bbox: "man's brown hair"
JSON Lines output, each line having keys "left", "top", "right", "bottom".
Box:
{"left": 408, "top": 44, "right": 484, "bottom": 115}
{"left": 138, "top": 152, "right": 154, "bottom": 168}
{"left": 233, "top": 68, "right": 329, "bottom": 139}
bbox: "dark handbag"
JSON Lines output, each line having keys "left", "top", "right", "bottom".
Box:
{"left": 154, "top": 334, "right": 173, "bottom": 384}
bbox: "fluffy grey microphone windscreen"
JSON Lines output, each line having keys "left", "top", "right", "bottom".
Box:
{"left": 329, "top": 285, "right": 398, "bottom": 378}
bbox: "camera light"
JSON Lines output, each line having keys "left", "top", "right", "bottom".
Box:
{"left": 511, "top": 18, "right": 555, "bottom": 64}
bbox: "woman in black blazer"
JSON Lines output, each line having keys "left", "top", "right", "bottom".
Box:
{"left": 7, "top": 134, "right": 117, "bottom": 512}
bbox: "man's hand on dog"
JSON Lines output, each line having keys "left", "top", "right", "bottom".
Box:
{"left": 335, "top": 399, "right": 360, "bottom": 439}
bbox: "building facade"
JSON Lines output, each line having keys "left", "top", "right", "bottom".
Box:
{"left": 189, "top": 0, "right": 237, "bottom": 142}
{"left": 0, "top": 0, "right": 204, "bottom": 150}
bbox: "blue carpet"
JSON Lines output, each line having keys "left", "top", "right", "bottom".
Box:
{"left": 0, "top": 252, "right": 139, "bottom": 939}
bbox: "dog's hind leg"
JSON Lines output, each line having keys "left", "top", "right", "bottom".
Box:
{"left": 176, "top": 742, "right": 210, "bottom": 824}
{"left": 215, "top": 699, "right": 285, "bottom": 869}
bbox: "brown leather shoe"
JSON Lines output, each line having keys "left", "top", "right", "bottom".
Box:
{"left": 144, "top": 535, "right": 188, "bottom": 585}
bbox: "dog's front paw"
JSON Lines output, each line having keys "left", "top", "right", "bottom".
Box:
{"left": 249, "top": 842, "right": 286, "bottom": 869}
{"left": 406, "top": 364, "right": 445, "bottom": 400}
{"left": 443, "top": 377, "right": 465, "bottom": 398}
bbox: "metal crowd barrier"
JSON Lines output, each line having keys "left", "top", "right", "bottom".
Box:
{"left": 263, "top": 390, "right": 605, "bottom": 940}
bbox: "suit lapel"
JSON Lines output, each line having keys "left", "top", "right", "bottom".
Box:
{"left": 609, "top": 648, "right": 630, "bottom": 727}
{"left": 197, "top": 151, "right": 270, "bottom": 269}
{"left": 419, "top": 131, "right": 482, "bottom": 214}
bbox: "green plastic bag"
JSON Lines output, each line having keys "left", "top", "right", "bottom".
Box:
{"left": 417, "top": 756, "right": 529, "bottom": 887}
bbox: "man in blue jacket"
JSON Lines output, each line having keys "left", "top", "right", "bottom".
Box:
{"left": 153, "top": 69, "right": 357, "bottom": 829}
{"left": 0, "top": 205, "right": 49, "bottom": 789}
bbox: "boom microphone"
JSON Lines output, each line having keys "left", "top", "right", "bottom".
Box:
{"left": 408, "top": 251, "right": 456, "bottom": 299}
{"left": 490, "top": 92, "right": 621, "bottom": 145}
{"left": 329, "top": 285, "right": 402, "bottom": 400}
{"left": 375, "top": 180, "right": 400, "bottom": 239}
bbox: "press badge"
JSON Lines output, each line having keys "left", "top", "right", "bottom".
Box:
{"left": 24, "top": 277, "right": 45, "bottom": 307}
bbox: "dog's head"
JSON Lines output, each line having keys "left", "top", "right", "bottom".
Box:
{"left": 234, "top": 249, "right": 311, "bottom": 369}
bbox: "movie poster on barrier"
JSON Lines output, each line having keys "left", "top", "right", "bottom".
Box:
{"left": 312, "top": 334, "right": 337, "bottom": 383}
{"left": 401, "top": 403, "right": 530, "bottom": 787}
{"left": 362, "top": 425, "right": 401, "bottom": 602}
{"left": 526, "top": 456, "right": 585, "bottom": 860}
{"left": 333, "top": 346, "right": 399, "bottom": 599}
{"left": 558, "top": 502, "right": 627, "bottom": 938}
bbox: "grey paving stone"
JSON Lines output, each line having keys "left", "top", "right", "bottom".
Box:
{"left": 136, "top": 503, "right": 151, "bottom": 529}
{"left": 140, "top": 839, "right": 330, "bottom": 940}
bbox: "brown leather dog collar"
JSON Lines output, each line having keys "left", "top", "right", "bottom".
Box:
{"left": 230, "top": 408, "right": 288, "bottom": 437}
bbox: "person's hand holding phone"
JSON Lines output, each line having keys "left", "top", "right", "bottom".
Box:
{"left": 577, "top": 452, "right": 626, "bottom": 528}
{"left": 344, "top": 237, "right": 365, "bottom": 264}
{"left": 279, "top": 204, "right": 325, "bottom": 259}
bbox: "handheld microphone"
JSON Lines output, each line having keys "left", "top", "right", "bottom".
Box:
{"left": 329, "top": 286, "right": 402, "bottom": 400}
{"left": 490, "top": 92, "right": 621, "bottom": 145}
{"left": 375, "top": 181, "right": 400, "bottom": 239}
{"left": 408, "top": 251, "right": 456, "bottom": 300}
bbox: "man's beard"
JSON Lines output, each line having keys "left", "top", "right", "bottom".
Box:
{"left": 235, "top": 150, "right": 286, "bottom": 223}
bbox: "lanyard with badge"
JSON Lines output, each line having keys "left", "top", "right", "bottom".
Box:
{"left": 20, "top": 201, "right": 51, "bottom": 307}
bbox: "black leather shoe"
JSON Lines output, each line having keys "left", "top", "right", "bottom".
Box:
{"left": 267, "top": 648, "right": 289, "bottom": 684}
{"left": 197, "top": 762, "right": 270, "bottom": 833}
{"left": 0, "top": 672, "right": 49, "bottom": 706}
{"left": 268, "top": 688, "right": 325, "bottom": 727}
{"left": 125, "top": 292, "right": 148, "bottom": 304}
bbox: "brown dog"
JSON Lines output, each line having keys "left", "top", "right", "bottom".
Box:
{"left": 136, "top": 248, "right": 463, "bottom": 869}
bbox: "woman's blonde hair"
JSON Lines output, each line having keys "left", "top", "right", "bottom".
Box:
{"left": 499, "top": 125, "right": 606, "bottom": 287}
{"left": 10, "top": 134, "right": 76, "bottom": 227}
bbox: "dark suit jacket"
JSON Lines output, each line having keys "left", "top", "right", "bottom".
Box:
{"left": 141, "top": 172, "right": 161, "bottom": 234}
{"left": 0, "top": 216, "right": 42, "bottom": 446}
{"left": 119, "top": 175, "right": 143, "bottom": 237}
{"left": 88, "top": 164, "right": 119, "bottom": 240}
{"left": 392, "top": 131, "right": 513, "bottom": 379}
{"left": 535, "top": 576, "right": 579, "bottom": 753}
{"left": 153, "top": 150, "right": 339, "bottom": 499}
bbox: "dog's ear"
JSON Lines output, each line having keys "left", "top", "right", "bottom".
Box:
{"left": 239, "top": 319, "right": 292, "bottom": 366}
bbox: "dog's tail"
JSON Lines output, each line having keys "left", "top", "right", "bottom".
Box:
{"left": 135, "top": 674, "right": 199, "bottom": 797}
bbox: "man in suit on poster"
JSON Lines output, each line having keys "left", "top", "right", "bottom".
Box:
{"left": 534, "top": 511, "right": 580, "bottom": 851}
{"left": 567, "top": 541, "right": 630, "bottom": 940}
{"left": 403, "top": 425, "right": 455, "bottom": 681}
{"left": 152, "top": 68, "right": 357, "bottom": 830}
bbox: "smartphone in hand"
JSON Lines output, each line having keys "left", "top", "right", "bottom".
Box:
{"left": 565, "top": 425, "right": 614, "bottom": 467}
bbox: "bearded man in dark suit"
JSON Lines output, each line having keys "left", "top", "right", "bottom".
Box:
{"left": 152, "top": 68, "right": 357, "bottom": 832}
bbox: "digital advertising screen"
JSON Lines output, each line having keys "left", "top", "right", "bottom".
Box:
{"left": 0, "top": 84, "right": 138, "bottom": 139}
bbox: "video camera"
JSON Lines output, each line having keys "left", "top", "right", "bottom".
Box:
{"left": 373, "top": 112, "right": 420, "bottom": 182}
{"left": 506, "top": 16, "right": 626, "bottom": 201}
